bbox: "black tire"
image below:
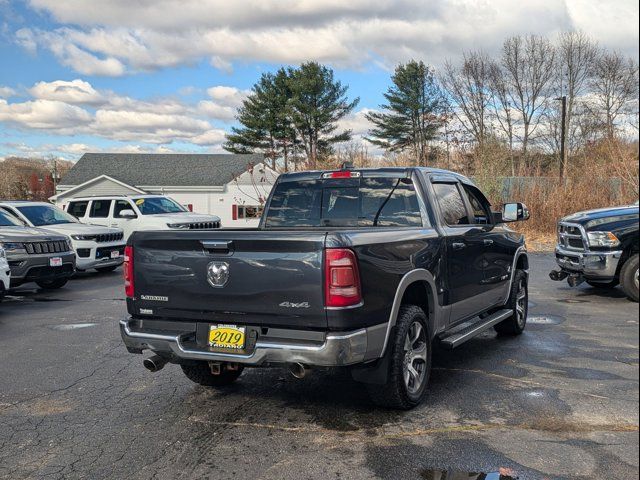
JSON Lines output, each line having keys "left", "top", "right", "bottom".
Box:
{"left": 95, "top": 265, "right": 119, "bottom": 273}
{"left": 36, "top": 278, "right": 68, "bottom": 290}
{"left": 366, "top": 305, "right": 431, "bottom": 410}
{"left": 586, "top": 279, "right": 619, "bottom": 289}
{"left": 620, "top": 254, "right": 639, "bottom": 302}
{"left": 494, "top": 269, "right": 528, "bottom": 335}
{"left": 181, "top": 362, "right": 244, "bottom": 387}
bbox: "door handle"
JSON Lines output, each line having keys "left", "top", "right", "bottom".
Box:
{"left": 452, "top": 242, "right": 466, "bottom": 251}
{"left": 483, "top": 239, "right": 494, "bottom": 246}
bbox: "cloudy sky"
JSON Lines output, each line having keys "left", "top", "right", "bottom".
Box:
{"left": 1, "top": 0, "right": 638, "bottom": 160}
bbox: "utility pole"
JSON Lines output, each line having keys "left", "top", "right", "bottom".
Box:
{"left": 557, "top": 95, "right": 567, "bottom": 179}
{"left": 52, "top": 159, "right": 58, "bottom": 190}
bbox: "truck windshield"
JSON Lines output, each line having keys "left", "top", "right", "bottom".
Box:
{"left": 17, "top": 205, "right": 78, "bottom": 226}
{"left": 133, "top": 197, "right": 187, "bottom": 215}
{"left": 264, "top": 176, "right": 423, "bottom": 228}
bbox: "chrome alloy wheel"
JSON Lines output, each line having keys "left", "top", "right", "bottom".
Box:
{"left": 402, "top": 321, "right": 428, "bottom": 395}
{"left": 634, "top": 267, "right": 639, "bottom": 291}
{"left": 515, "top": 278, "right": 528, "bottom": 328}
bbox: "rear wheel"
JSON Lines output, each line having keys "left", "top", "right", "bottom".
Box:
{"left": 620, "top": 254, "right": 639, "bottom": 302}
{"left": 36, "top": 278, "right": 68, "bottom": 290}
{"left": 494, "top": 270, "right": 528, "bottom": 335}
{"left": 367, "top": 305, "right": 431, "bottom": 410}
{"left": 95, "top": 265, "right": 119, "bottom": 273}
{"left": 181, "top": 362, "right": 244, "bottom": 387}
{"left": 586, "top": 279, "right": 619, "bottom": 289}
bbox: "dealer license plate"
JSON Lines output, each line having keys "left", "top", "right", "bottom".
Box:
{"left": 208, "top": 324, "right": 245, "bottom": 350}
{"left": 49, "top": 257, "right": 62, "bottom": 267}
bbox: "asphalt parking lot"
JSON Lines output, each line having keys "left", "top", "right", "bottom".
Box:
{"left": 0, "top": 253, "right": 637, "bottom": 480}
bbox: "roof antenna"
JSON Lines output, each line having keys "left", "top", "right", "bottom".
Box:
{"left": 341, "top": 161, "right": 354, "bottom": 170}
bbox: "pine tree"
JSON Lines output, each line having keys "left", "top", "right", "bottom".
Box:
{"left": 366, "top": 60, "right": 447, "bottom": 165}
{"left": 286, "top": 62, "right": 359, "bottom": 169}
{"left": 224, "top": 69, "right": 296, "bottom": 171}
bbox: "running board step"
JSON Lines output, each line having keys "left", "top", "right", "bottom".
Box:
{"left": 439, "top": 309, "right": 513, "bottom": 349}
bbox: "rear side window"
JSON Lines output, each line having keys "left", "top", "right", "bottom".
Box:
{"left": 67, "top": 201, "right": 88, "bottom": 218}
{"left": 432, "top": 183, "right": 470, "bottom": 226}
{"left": 264, "top": 176, "right": 423, "bottom": 228}
{"left": 90, "top": 200, "right": 112, "bottom": 218}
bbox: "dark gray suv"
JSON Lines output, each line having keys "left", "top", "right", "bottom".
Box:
{"left": 0, "top": 210, "right": 76, "bottom": 289}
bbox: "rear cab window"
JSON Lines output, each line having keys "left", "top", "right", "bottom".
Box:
{"left": 263, "top": 173, "right": 426, "bottom": 228}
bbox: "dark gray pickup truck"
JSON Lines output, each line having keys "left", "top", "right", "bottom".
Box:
{"left": 121, "top": 167, "right": 530, "bottom": 409}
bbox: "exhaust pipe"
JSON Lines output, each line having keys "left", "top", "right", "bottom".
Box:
{"left": 289, "top": 363, "right": 310, "bottom": 379}
{"left": 143, "top": 355, "right": 167, "bottom": 372}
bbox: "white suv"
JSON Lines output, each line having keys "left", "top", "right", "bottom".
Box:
{"left": 0, "top": 246, "right": 9, "bottom": 299}
{"left": 65, "top": 195, "right": 221, "bottom": 240}
{"left": 0, "top": 201, "right": 125, "bottom": 273}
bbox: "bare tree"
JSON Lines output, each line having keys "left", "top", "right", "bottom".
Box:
{"left": 501, "top": 35, "right": 555, "bottom": 156}
{"left": 589, "top": 51, "right": 639, "bottom": 138}
{"left": 554, "top": 31, "right": 598, "bottom": 175}
{"left": 487, "top": 60, "right": 517, "bottom": 174}
{"left": 442, "top": 51, "right": 493, "bottom": 151}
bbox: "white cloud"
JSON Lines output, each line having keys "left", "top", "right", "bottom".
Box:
{"left": 0, "top": 86, "right": 16, "bottom": 98}
{"left": 0, "top": 98, "right": 92, "bottom": 130}
{"left": 18, "top": 0, "right": 638, "bottom": 75}
{"left": 0, "top": 79, "right": 245, "bottom": 147}
{"left": 30, "top": 79, "right": 105, "bottom": 105}
{"left": 197, "top": 86, "right": 250, "bottom": 121}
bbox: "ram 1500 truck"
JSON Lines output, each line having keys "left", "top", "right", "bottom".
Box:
{"left": 549, "top": 203, "right": 639, "bottom": 302}
{"left": 120, "top": 167, "right": 530, "bottom": 409}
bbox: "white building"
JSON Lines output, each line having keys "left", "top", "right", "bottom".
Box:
{"left": 50, "top": 153, "right": 278, "bottom": 227}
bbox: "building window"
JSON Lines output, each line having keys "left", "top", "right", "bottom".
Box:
{"left": 233, "top": 205, "right": 264, "bottom": 220}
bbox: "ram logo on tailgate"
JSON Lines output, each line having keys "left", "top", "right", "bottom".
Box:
{"left": 207, "top": 261, "right": 230, "bottom": 288}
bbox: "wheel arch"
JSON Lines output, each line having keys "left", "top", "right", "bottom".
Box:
{"left": 379, "top": 269, "right": 442, "bottom": 357}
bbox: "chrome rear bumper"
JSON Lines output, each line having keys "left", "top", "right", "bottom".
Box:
{"left": 120, "top": 318, "right": 384, "bottom": 366}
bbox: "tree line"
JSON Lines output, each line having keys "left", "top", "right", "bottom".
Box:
{"left": 225, "top": 31, "right": 639, "bottom": 178}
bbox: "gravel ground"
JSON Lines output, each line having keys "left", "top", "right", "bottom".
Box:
{"left": 0, "top": 253, "right": 637, "bottom": 479}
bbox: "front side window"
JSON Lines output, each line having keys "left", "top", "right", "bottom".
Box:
{"left": 432, "top": 183, "right": 470, "bottom": 226}
{"left": 133, "top": 197, "right": 187, "bottom": 215}
{"left": 17, "top": 204, "right": 78, "bottom": 226}
{"left": 90, "top": 200, "right": 112, "bottom": 218}
{"left": 264, "top": 176, "right": 423, "bottom": 228}
{"left": 462, "top": 185, "right": 492, "bottom": 225}
{"left": 67, "top": 201, "right": 88, "bottom": 218}
{"left": 114, "top": 200, "right": 136, "bottom": 218}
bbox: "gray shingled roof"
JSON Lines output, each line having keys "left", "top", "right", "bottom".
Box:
{"left": 61, "top": 153, "right": 265, "bottom": 187}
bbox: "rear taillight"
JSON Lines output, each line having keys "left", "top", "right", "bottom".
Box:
{"left": 124, "top": 246, "right": 134, "bottom": 298}
{"left": 324, "top": 248, "right": 362, "bottom": 308}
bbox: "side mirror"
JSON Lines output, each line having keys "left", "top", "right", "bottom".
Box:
{"left": 119, "top": 209, "right": 137, "bottom": 219}
{"left": 501, "top": 203, "right": 530, "bottom": 222}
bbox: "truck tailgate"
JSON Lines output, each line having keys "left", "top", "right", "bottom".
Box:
{"left": 131, "top": 230, "right": 328, "bottom": 329}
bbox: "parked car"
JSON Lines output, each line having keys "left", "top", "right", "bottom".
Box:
{"left": 120, "top": 166, "right": 530, "bottom": 409}
{"left": 549, "top": 203, "right": 639, "bottom": 302}
{"left": 0, "top": 201, "right": 125, "bottom": 273}
{"left": 65, "top": 195, "right": 221, "bottom": 240}
{"left": 0, "top": 246, "right": 9, "bottom": 300}
{"left": 0, "top": 210, "right": 76, "bottom": 289}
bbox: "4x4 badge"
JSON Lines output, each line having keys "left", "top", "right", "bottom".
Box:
{"left": 207, "top": 261, "right": 229, "bottom": 288}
